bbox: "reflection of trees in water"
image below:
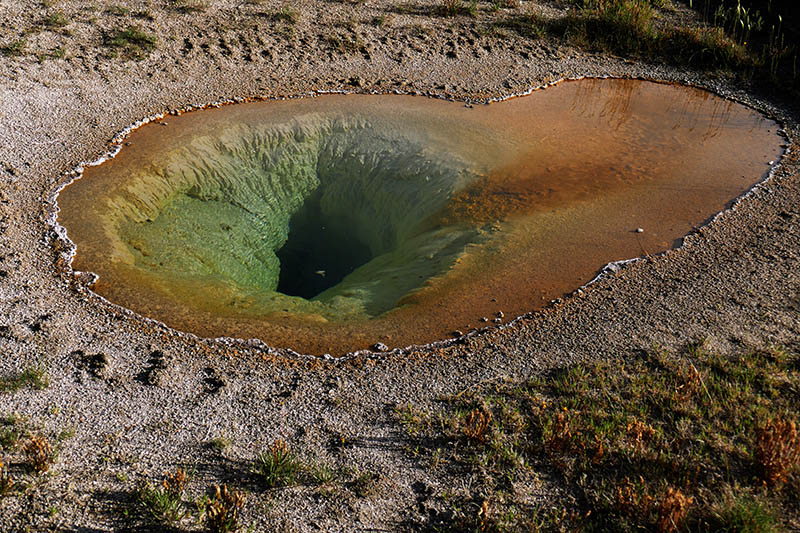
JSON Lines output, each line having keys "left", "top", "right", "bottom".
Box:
{"left": 569, "top": 77, "right": 638, "bottom": 131}
{"left": 567, "top": 78, "right": 766, "bottom": 142}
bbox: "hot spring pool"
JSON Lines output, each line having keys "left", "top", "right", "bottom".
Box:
{"left": 56, "top": 78, "right": 784, "bottom": 355}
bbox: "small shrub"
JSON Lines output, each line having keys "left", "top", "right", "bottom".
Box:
{"left": 206, "top": 484, "right": 245, "bottom": 533}
{"left": 655, "top": 487, "right": 693, "bottom": 533}
{"left": 23, "top": 435, "right": 53, "bottom": 473}
{"left": 138, "top": 479, "right": 186, "bottom": 524}
{"left": 755, "top": 417, "right": 800, "bottom": 486}
{"left": 252, "top": 440, "right": 300, "bottom": 488}
{"left": 463, "top": 407, "right": 492, "bottom": 443}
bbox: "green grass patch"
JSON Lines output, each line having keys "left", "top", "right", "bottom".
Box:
{"left": 0, "top": 39, "right": 27, "bottom": 57}
{"left": 503, "top": 0, "right": 797, "bottom": 94}
{"left": 106, "top": 25, "right": 156, "bottom": 60}
{"left": 0, "top": 366, "right": 49, "bottom": 394}
{"left": 397, "top": 343, "right": 800, "bottom": 530}
{"left": 252, "top": 440, "right": 300, "bottom": 488}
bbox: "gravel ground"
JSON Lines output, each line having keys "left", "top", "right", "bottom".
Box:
{"left": 0, "top": 0, "right": 798, "bottom": 530}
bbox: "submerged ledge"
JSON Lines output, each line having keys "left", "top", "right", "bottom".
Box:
{"left": 47, "top": 77, "right": 789, "bottom": 358}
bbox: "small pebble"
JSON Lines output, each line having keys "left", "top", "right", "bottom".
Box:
{"left": 635, "top": 228, "right": 644, "bottom": 233}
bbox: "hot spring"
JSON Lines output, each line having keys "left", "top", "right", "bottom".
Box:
{"left": 56, "top": 79, "right": 784, "bottom": 355}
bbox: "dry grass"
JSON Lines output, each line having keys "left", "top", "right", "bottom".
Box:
{"left": 23, "top": 436, "right": 53, "bottom": 473}
{"left": 463, "top": 407, "right": 492, "bottom": 442}
{"left": 756, "top": 417, "right": 800, "bottom": 487}
{"left": 206, "top": 484, "right": 245, "bottom": 533}
{"left": 397, "top": 343, "right": 800, "bottom": 530}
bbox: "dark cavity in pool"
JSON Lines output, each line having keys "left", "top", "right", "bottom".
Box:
{"left": 276, "top": 190, "right": 373, "bottom": 298}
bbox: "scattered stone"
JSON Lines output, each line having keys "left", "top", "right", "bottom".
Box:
{"left": 372, "top": 342, "right": 389, "bottom": 352}
{"left": 635, "top": 228, "right": 644, "bottom": 233}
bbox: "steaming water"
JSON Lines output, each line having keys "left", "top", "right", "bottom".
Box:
{"left": 57, "top": 79, "right": 784, "bottom": 355}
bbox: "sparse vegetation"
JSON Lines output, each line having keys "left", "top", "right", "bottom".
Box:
{"left": 209, "top": 435, "right": 232, "bottom": 451}
{"left": 272, "top": 6, "right": 299, "bottom": 24}
{"left": 396, "top": 343, "right": 800, "bottom": 530}
{"left": 0, "top": 366, "right": 49, "bottom": 394}
{"left": 0, "top": 415, "right": 29, "bottom": 451}
{"left": 0, "top": 39, "right": 27, "bottom": 57}
{"left": 23, "top": 435, "right": 53, "bottom": 473}
{"left": 504, "top": 0, "right": 798, "bottom": 93}
{"left": 0, "top": 458, "right": 13, "bottom": 497}
{"left": 440, "top": 0, "right": 478, "bottom": 17}
{"left": 107, "top": 25, "right": 157, "bottom": 60}
{"left": 43, "top": 11, "right": 69, "bottom": 29}
{"left": 137, "top": 468, "right": 189, "bottom": 525}
{"left": 171, "top": 0, "right": 210, "bottom": 13}
{"left": 252, "top": 440, "right": 300, "bottom": 488}
{"left": 206, "top": 484, "right": 245, "bottom": 533}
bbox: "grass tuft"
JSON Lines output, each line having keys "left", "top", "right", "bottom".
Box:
{"left": 206, "top": 484, "right": 245, "bottom": 533}
{"left": 0, "top": 366, "right": 49, "bottom": 394}
{"left": 252, "top": 440, "right": 300, "bottom": 488}
{"left": 23, "top": 435, "right": 53, "bottom": 473}
{"left": 138, "top": 472, "right": 187, "bottom": 525}
{"left": 107, "top": 25, "right": 156, "bottom": 60}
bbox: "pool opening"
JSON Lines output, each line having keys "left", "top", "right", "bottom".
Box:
{"left": 276, "top": 190, "right": 374, "bottom": 299}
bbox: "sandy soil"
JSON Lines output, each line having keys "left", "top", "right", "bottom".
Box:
{"left": 0, "top": 0, "right": 798, "bottom": 530}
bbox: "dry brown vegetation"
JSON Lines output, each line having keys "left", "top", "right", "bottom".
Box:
{"left": 395, "top": 342, "right": 800, "bottom": 530}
